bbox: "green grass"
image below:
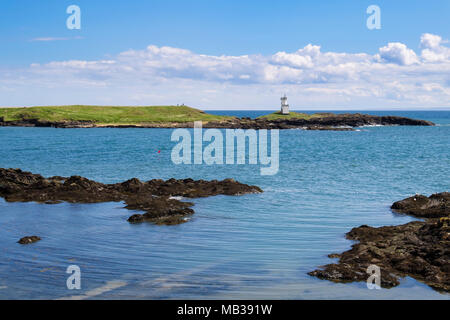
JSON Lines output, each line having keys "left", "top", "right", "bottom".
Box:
{"left": 257, "top": 111, "right": 335, "bottom": 120}
{"left": 0, "top": 105, "right": 234, "bottom": 124}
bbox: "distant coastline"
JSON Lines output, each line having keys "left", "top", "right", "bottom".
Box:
{"left": 0, "top": 105, "right": 434, "bottom": 130}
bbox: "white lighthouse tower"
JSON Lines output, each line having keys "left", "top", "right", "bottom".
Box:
{"left": 280, "top": 94, "right": 290, "bottom": 115}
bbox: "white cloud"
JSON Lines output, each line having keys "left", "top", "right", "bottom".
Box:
{"left": 376, "top": 42, "right": 419, "bottom": 65}
{"left": 271, "top": 51, "right": 313, "bottom": 69}
{"left": 30, "top": 36, "right": 84, "bottom": 42}
{"left": 1, "top": 33, "right": 449, "bottom": 108}
{"left": 421, "top": 33, "right": 443, "bottom": 50}
{"left": 420, "top": 33, "right": 450, "bottom": 63}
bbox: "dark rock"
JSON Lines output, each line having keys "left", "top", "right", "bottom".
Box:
{"left": 309, "top": 193, "right": 450, "bottom": 292}
{"left": 202, "top": 113, "right": 434, "bottom": 129}
{"left": 0, "top": 168, "right": 262, "bottom": 226}
{"left": 18, "top": 236, "right": 41, "bottom": 244}
{"left": 125, "top": 196, "right": 195, "bottom": 223}
{"left": 391, "top": 192, "right": 449, "bottom": 218}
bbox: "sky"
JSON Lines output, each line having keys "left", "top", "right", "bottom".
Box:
{"left": 0, "top": 0, "right": 449, "bottom": 109}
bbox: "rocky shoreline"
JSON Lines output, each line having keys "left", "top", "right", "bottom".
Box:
{"left": 0, "top": 113, "right": 434, "bottom": 130}
{"left": 309, "top": 192, "right": 450, "bottom": 293}
{"left": 3, "top": 167, "right": 448, "bottom": 292}
{"left": 0, "top": 168, "right": 262, "bottom": 226}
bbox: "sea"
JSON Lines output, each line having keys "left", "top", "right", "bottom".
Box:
{"left": 0, "top": 110, "right": 449, "bottom": 299}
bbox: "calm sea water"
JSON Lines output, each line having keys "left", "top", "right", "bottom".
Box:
{"left": 0, "top": 110, "right": 449, "bottom": 299}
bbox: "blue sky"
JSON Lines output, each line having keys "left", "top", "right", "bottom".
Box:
{"left": 0, "top": 0, "right": 449, "bottom": 109}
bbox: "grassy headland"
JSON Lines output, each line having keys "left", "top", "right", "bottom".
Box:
{"left": 0, "top": 106, "right": 434, "bottom": 128}
{"left": 0, "top": 105, "right": 233, "bottom": 125}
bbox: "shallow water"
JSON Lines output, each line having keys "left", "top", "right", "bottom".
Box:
{"left": 0, "top": 110, "right": 449, "bottom": 299}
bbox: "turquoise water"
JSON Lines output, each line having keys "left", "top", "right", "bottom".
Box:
{"left": 0, "top": 111, "right": 449, "bottom": 299}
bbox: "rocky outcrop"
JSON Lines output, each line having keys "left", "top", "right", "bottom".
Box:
{"left": 18, "top": 236, "right": 41, "bottom": 244}
{"left": 0, "top": 113, "right": 434, "bottom": 129}
{"left": 391, "top": 192, "right": 449, "bottom": 219}
{"left": 309, "top": 192, "right": 450, "bottom": 292}
{"left": 204, "top": 114, "right": 434, "bottom": 129}
{"left": 0, "top": 168, "right": 262, "bottom": 225}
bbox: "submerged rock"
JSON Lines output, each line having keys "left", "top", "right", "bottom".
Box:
{"left": 309, "top": 193, "right": 450, "bottom": 292}
{"left": 125, "top": 196, "right": 195, "bottom": 224}
{"left": 18, "top": 236, "right": 41, "bottom": 244}
{"left": 0, "top": 168, "right": 262, "bottom": 226}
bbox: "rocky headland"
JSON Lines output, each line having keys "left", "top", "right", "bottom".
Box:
{"left": 309, "top": 192, "right": 450, "bottom": 292}
{"left": 0, "top": 168, "right": 262, "bottom": 226}
{"left": 0, "top": 113, "right": 434, "bottom": 130}
{"left": 207, "top": 113, "right": 434, "bottom": 130}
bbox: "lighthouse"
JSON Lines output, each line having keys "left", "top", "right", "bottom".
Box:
{"left": 280, "top": 94, "right": 290, "bottom": 115}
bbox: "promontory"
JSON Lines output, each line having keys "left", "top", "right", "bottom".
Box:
{"left": 0, "top": 105, "right": 434, "bottom": 130}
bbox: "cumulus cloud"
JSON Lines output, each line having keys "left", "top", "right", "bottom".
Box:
{"left": 376, "top": 42, "right": 419, "bottom": 65}
{"left": 1, "top": 33, "right": 449, "bottom": 108}
{"left": 421, "top": 33, "right": 443, "bottom": 50}
{"left": 420, "top": 33, "right": 450, "bottom": 63}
